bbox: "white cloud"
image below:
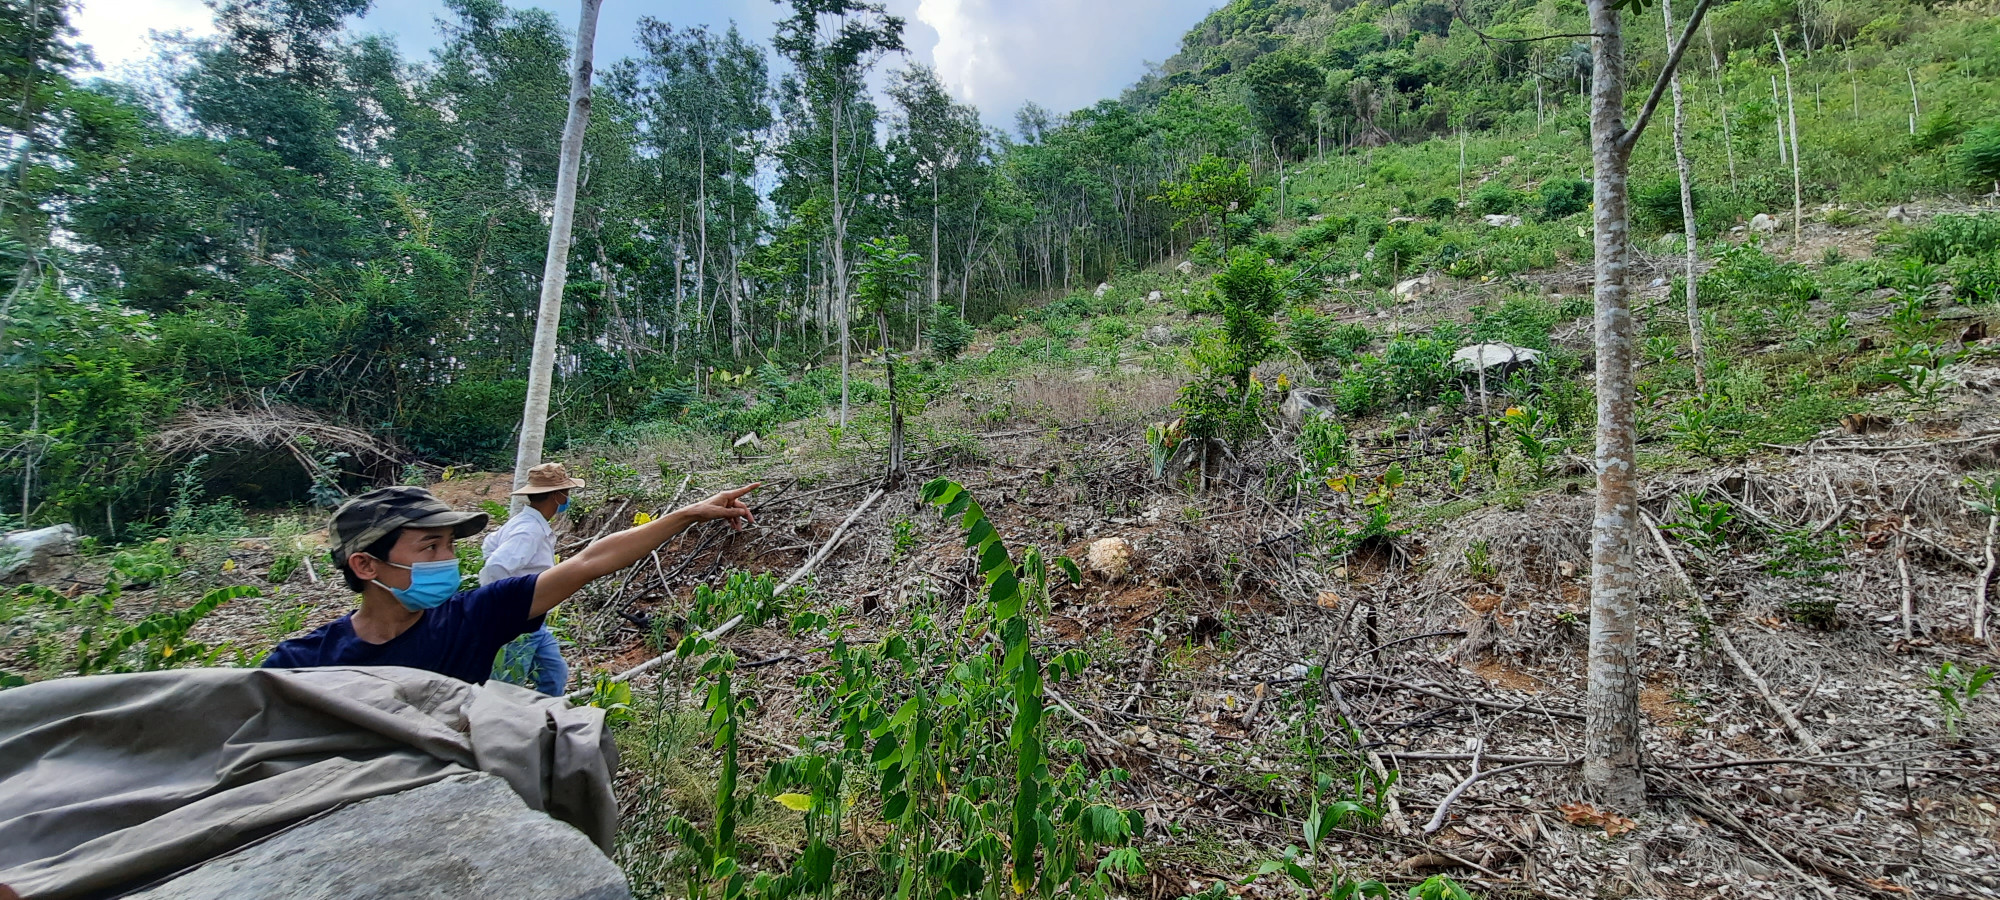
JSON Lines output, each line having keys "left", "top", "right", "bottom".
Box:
{"left": 905, "top": 0, "right": 1217, "bottom": 123}
{"left": 73, "top": 0, "right": 214, "bottom": 74}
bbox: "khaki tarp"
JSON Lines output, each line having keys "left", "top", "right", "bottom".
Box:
{"left": 0, "top": 667, "right": 618, "bottom": 900}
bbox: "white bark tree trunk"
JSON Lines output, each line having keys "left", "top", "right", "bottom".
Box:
{"left": 511, "top": 0, "right": 601, "bottom": 512}
{"left": 1585, "top": 0, "right": 1646, "bottom": 811}
{"left": 1667, "top": 0, "right": 1706, "bottom": 391}
{"left": 1775, "top": 33, "right": 1804, "bottom": 250}
{"left": 832, "top": 90, "right": 851, "bottom": 427}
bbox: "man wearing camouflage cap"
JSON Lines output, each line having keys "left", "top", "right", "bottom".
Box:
{"left": 262, "top": 479, "right": 759, "bottom": 685}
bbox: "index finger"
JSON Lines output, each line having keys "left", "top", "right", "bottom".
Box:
{"left": 723, "top": 482, "right": 762, "bottom": 500}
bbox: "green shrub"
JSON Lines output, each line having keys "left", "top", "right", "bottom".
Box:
{"left": 1960, "top": 121, "right": 2000, "bottom": 186}
{"left": 1538, "top": 178, "right": 1590, "bottom": 220}
{"left": 930, "top": 303, "right": 976, "bottom": 360}
{"left": 1286, "top": 306, "right": 1337, "bottom": 362}
{"left": 1895, "top": 213, "right": 2000, "bottom": 265}
{"left": 1422, "top": 196, "right": 1457, "bottom": 219}
{"left": 1470, "top": 180, "right": 1520, "bottom": 216}
{"left": 1912, "top": 108, "right": 1967, "bottom": 152}
{"left": 1632, "top": 177, "right": 1695, "bottom": 233}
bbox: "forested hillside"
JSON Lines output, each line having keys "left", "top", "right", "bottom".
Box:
{"left": 2, "top": 0, "right": 1997, "bottom": 531}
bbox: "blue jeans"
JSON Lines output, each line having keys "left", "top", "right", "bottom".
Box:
{"left": 493, "top": 626, "right": 569, "bottom": 696}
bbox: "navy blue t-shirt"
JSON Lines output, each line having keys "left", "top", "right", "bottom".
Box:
{"left": 263, "top": 574, "right": 544, "bottom": 685}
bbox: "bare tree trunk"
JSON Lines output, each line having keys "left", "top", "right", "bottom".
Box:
{"left": 1772, "top": 76, "right": 1789, "bottom": 164}
{"left": 1706, "top": 21, "right": 1737, "bottom": 189}
{"left": 696, "top": 139, "right": 709, "bottom": 349}
{"left": 831, "top": 90, "right": 851, "bottom": 428}
{"left": 1585, "top": 0, "right": 1646, "bottom": 811}
{"left": 1667, "top": 0, "right": 1706, "bottom": 391}
{"left": 672, "top": 223, "right": 685, "bottom": 359}
{"left": 1907, "top": 68, "right": 1920, "bottom": 135}
{"left": 925, "top": 168, "right": 939, "bottom": 354}
{"left": 1775, "top": 33, "right": 1804, "bottom": 250}
{"left": 511, "top": 0, "right": 601, "bottom": 511}
{"left": 1582, "top": 0, "right": 1717, "bottom": 810}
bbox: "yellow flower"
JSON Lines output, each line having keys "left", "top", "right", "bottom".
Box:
{"left": 222, "top": 559, "right": 236, "bottom": 572}
{"left": 633, "top": 511, "right": 654, "bottom": 526}
{"left": 1504, "top": 406, "right": 1527, "bottom": 418}
{"left": 1275, "top": 373, "right": 1291, "bottom": 392}
{"left": 160, "top": 644, "right": 174, "bottom": 658}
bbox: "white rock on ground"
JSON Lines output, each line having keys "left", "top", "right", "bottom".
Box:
{"left": 1086, "top": 537, "right": 1138, "bottom": 581}
{"left": 1281, "top": 389, "right": 1333, "bottom": 425}
{"left": 1, "top": 524, "right": 77, "bottom": 580}
{"left": 1394, "top": 275, "right": 1434, "bottom": 298}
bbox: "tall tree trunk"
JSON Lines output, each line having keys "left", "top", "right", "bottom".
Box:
{"left": 1668, "top": 0, "right": 1706, "bottom": 391}
{"left": 1584, "top": 0, "right": 1716, "bottom": 811}
{"left": 511, "top": 0, "right": 601, "bottom": 511}
{"left": 832, "top": 90, "right": 851, "bottom": 427}
{"left": 1706, "top": 21, "right": 1737, "bottom": 189}
{"left": 673, "top": 223, "right": 686, "bottom": 359}
{"left": 1585, "top": 0, "right": 1645, "bottom": 811}
{"left": 696, "top": 137, "right": 709, "bottom": 349}
{"left": 928, "top": 168, "right": 940, "bottom": 352}
{"left": 1774, "top": 33, "right": 1804, "bottom": 250}
{"left": 1771, "top": 76, "right": 1789, "bottom": 164}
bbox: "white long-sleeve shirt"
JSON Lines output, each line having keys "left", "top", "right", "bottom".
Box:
{"left": 479, "top": 506, "right": 555, "bottom": 586}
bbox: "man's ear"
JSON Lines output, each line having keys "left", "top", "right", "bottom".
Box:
{"left": 348, "top": 552, "right": 380, "bottom": 582}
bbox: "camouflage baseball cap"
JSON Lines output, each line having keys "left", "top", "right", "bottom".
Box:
{"left": 327, "top": 486, "right": 489, "bottom": 562}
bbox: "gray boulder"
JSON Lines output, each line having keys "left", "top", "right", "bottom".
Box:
{"left": 1282, "top": 389, "right": 1334, "bottom": 425}
{"left": 126, "top": 773, "right": 630, "bottom": 900}
{"left": 1, "top": 524, "right": 77, "bottom": 581}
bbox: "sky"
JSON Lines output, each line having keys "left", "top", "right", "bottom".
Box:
{"left": 70, "top": 0, "right": 1220, "bottom": 127}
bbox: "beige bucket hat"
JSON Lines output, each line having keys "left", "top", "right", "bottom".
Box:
{"left": 511, "top": 462, "right": 587, "bottom": 496}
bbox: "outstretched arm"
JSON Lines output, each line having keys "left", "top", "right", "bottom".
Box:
{"left": 530, "top": 484, "right": 759, "bottom": 617}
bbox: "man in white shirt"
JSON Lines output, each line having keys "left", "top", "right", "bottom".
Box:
{"left": 482, "top": 462, "right": 584, "bottom": 694}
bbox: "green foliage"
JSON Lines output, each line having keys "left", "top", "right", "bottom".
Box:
{"left": 77, "top": 585, "right": 261, "bottom": 674}
{"left": 1895, "top": 213, "right": 2000, "bottom": 266}
{"left": 586, "top": 675, "right": 636, "bottom": 727}
{"left": 1926, "top": 661, "right": 1994, "bottom": 741}
{"left": 1468, "top": 180, "right": 1519, "bottom": 216}
{"left": 1631, "top": 177, "right": 1697, "bottom": 233}
{"left": 1178, "top": 255, "right": 1286, "bottom": 445}
{"left": 1161, "top": 155, "right": 1255, "bottom": 250}
{"left": 1961, "top": 121, "right": 2000, "bottom": 185}
{"left": 1409, "top": 875, "right": 1476, "bottom": 900}
{"left": 1664, "top": 493, "right": 1737, "bottom": 551}
{"left": 930, "top": 303, "right": 976, "bottom": 360}
{"left": 689, "top": 571, "right": 786, "bottom": 631}
{"left": 1244, "top": 51, "right": 1322, "bottom": 158}
{"left": 1293, "top": 414, "right": 1352, "bottom": 496}
{"left": 1145, "top": 419, "right": 1185, "bottom": 480}
{"left": 1537, "top": 179, "right": 1591, "bottom": 220}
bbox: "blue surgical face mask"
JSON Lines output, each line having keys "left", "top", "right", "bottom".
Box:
{"left": 556, "top": 497, "right": 570, "bottom": 514}
{"left": 371, "top": 558, "right": 461, "bottom": 611}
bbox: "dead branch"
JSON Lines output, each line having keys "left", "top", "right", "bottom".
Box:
{"left": 1642, "top": 512, "right": 1823, "bottom": 754}
{"left": 1422, "top": 757, "right": 1577, "bottom": 835}
{"left": 777, "top": 487, "right": 887, "bottom": 594}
